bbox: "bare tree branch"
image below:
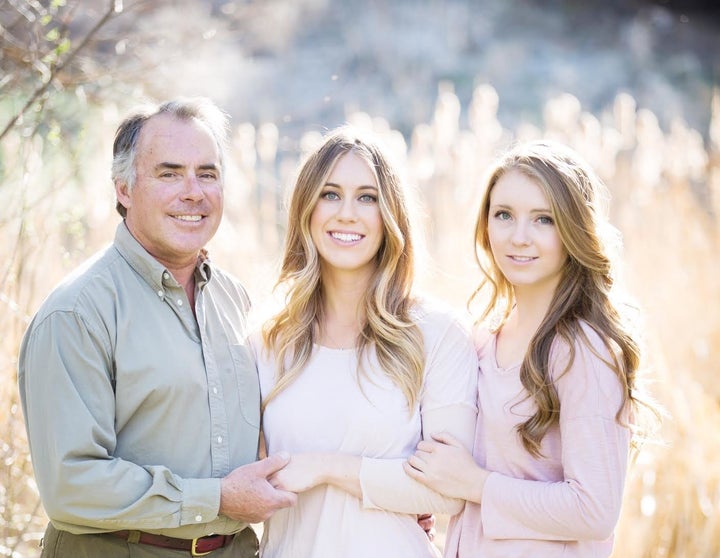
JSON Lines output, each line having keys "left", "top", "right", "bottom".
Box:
{"left": 0, "top": 0, "right": 123, "bottom": 142}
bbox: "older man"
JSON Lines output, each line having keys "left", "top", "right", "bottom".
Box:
{"left": 18, "top": 98, "right": 296, "bottom": 557}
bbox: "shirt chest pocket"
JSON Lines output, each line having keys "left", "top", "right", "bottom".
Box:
{"left": 229, "top": 344, "right": 261, "bottom": 428}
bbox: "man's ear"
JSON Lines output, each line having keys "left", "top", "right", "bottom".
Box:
{"left": 115, "top": 180, "right": 131, "bottom": 211}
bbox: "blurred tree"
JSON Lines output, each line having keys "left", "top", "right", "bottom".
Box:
{"left": 0, "top": 0, "right": 127, "bottom": 142}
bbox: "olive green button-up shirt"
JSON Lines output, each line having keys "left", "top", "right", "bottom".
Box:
{"left": 18, "top": 222, "right": 260, "bottom": 538}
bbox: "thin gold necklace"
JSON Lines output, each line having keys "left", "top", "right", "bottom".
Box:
{"left": 320, "top": 324, "right": 357, "bottom": 351}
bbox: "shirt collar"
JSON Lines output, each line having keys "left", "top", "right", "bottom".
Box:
{"left": 114, "top": 222, "right": 213, "bottom": 292}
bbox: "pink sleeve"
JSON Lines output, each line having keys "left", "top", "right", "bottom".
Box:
{"left": 481, "top": 326, "right": 631, "bottom": 541}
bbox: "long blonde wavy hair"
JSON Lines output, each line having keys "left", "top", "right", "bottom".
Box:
{"left": 262, "top": 127, "right": 424, "bottom": 410}
{"left": 470, "top": 140, "right": 647, "bottom": 457}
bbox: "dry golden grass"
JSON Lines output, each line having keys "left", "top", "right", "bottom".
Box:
{"left": 1, "top": 86, "right": 718, "bottom": 557}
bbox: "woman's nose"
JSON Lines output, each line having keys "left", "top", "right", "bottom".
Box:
{"left": 510, "top": 221, "right": 531, "bottom": 246}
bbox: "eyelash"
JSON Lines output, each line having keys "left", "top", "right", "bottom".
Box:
{"left": 493, "top": 211, "right": 554, "bottom": 225}
{"left": 320, "top": 191, "right": 377, "bottom": 203}
{"left": 159, "top": 172, "right": 218, "bottom": 181}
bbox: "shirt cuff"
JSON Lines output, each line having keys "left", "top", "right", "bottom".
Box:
{"left": 179, "top": 478, "right": 222, "bottom": 526}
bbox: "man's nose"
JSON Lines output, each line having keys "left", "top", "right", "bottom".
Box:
{"left": 181, "top": 174, "right": 205, "bottom": 200}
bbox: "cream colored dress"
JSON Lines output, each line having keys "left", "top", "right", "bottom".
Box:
{"left": 253, "top": 304, "right": 478, "bottom": 558}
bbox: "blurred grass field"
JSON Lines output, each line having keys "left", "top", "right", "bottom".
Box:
{"left": 1, "top": 84, "right": 719, "bottom": 557}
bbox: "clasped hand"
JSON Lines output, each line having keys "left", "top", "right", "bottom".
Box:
{"left": 269, "top": 453, "right": 324, "bottom": 493}
{"left": 403, "top": 432, "right": 489, "bottom": 504}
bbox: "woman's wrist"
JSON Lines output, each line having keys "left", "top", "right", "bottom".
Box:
{"left": 467, "top": 467, "right": 490, "bottom": 504}
{"left": 321, "top": 453, "right": 362, "bottom": 496}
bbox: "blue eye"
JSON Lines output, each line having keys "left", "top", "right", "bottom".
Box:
{"left": 537, "top": 215, "right": 554, "bottom": 225}
{"left": 494, "top": 210, "right": 511, "bottom": 220}
{"left": 358, "top": 194, "right": 377, "bottom": 203}
{"left": 321, "top": 191, "right": 340, "bottom": 201}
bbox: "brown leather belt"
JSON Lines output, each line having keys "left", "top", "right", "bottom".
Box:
{"left": 110, "top": 530, "right": 234, "bottom": 556}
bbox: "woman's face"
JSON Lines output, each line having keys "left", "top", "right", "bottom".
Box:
{"left": 310, "top": 151, "right": 384, "bottom": 281}
{"left": 487, "top": 169, "right": 568, "bottom": 294}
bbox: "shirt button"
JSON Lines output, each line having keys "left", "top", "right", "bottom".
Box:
{"left": 177, "top": 299, "right": 183, "bottom": 306}
{"left": 195, "top": 515, "right": 203, "bottom": 522}
{"left": 217, "top": 436, "right": 223, "bottom": 444}
{"left": 212, "top": 387, "right": 218, "bottom": 394}
{"left": 157, "top": 290, "right": 163, "bottom": 297}
{"left": 163, "top": 272, "right": 170, "bottom": 280}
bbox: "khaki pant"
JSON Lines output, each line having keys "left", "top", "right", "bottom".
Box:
{"left": 39, "top": 523, "right": 259, "bottom": 558}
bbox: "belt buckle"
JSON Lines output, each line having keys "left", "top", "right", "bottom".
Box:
{"left": 191, "top": 536, "right": 212, "bottom": 556}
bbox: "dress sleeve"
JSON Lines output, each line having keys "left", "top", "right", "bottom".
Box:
{"left": 359, "top": 314, "right": 479, "bottom": 514}
{"left": 18, "top": 310, "right": 221, "bottom": 532}
{"left": 480, "top": 328, "right": 631, "bottom": 541}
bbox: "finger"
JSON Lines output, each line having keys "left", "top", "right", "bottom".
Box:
{"left": 413, "top": 449, "right": 433, "bottom": 460}
{"left": 260, "top": 452, "right": 291, "bottom": 475}
{"left": 276, "top": 490, "right": 298, "bottom": 507}
{"left": 418, "top": 513, "right": 436, "bottom": 528}
{"left": 431, "top": 431, "right": 460, "bottom": 446}
{"left": 406, "top": 454, "right": 425, "bottom": 471}
{"left": 416, "top": 440, "right": 437, "bottom": 452}
{"left": 403, "top": 461, "right": 423, "bottom": 480}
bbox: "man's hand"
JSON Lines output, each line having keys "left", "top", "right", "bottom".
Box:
{"left": 219, "top": 453, "right": 297, "bottom": 523}
{"left": 417, "top": 513, "right": 436, "bottom": 541}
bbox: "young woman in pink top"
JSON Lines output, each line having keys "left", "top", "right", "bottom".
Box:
{"left": 404, "top": 141, "right": 655, "bottom": 557}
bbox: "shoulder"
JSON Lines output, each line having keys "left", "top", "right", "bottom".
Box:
{"left": 32, "top": 244, "right": 120, "bottom": 321}
{"left": 549, "top": 320, "right": 621, "bottom": 392}
{"left": 550, "top": 320, "right": 613, "bottom": 364}
{"left": 23, "top": 245, "right": 123, "bottom": 351}
{"left": 472, "top": 323, "right": 495, "bottom": 360}
{"left": 411, "top": 296, "right": 473, "bottom": 343}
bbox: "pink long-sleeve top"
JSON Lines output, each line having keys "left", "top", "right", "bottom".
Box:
{"left": 444, "top": 321, "right": 632, "bottom": 558}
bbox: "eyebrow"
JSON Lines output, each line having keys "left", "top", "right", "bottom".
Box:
{"left": 154, "top": 162, "right": 220, "bottom": 172}
{"left": 490, "top": 203, "right": 551, "bottom": 213}
{"left": 324, "top": 182, "right": 378, "bottom": 190}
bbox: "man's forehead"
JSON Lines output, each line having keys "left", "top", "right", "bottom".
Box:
{"left": 137, "top": 115, "right": 220, "bottom": 160}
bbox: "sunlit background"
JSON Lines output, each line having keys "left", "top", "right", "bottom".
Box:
{"left": 2, "top": 1, "right": 719, "bottom": 556}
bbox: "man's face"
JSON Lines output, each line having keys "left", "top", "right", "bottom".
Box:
{"left": 116, "top": 113, "right": 224, "bottom": 271}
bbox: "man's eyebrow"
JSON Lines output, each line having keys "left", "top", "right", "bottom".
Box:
{"left": 155, "top": 162, "right": 184, "bottom": 171}
{"left": 198, "top": 163, "right": 220, "bottom": 171}
{"left": 153, "top": 163, "right": 220, "bottom": 171}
